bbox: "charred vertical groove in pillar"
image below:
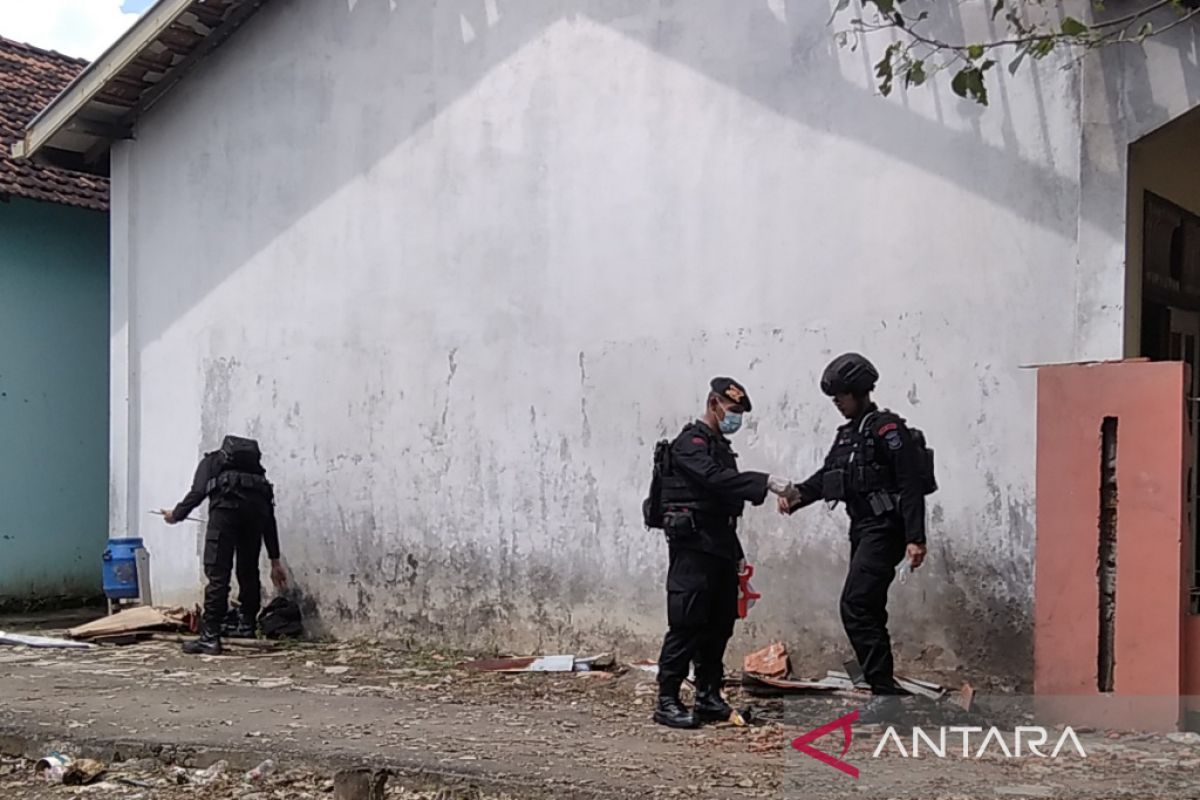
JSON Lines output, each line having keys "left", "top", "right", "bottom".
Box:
{"left": 1098, "top": 416, "right": 1119, "bottom": 693}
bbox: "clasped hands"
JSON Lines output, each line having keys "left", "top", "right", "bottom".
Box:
{"left": 766, "top": 475, "right": 801, "bottom": 512}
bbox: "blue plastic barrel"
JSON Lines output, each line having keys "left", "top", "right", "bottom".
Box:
{"left": 102, "top": 538, "right": 144, "bottom": 600}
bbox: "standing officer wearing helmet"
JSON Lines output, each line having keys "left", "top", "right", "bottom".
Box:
{"left": 652, "top": 377, "right": 797, "bottom": 729}
{"left": 781, "top": 354, "right": 928, "bottom": 723}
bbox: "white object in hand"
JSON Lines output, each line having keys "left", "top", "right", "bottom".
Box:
{"left": 767, "top": 475, "right": 792, "bottom": 495}
{"left": 896, "top": 558, "right": 913, "bottom": 584}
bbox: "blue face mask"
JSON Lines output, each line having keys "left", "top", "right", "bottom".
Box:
{"left": 719, "top": 412, "right": 743, "bottom": 435}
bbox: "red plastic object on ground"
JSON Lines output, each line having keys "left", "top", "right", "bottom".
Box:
{"left": 737, "top": 564, "right": 761, "bottom": 618}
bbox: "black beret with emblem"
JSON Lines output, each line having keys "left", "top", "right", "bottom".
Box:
{"left": 710, "top": 377, "right": 752, "bottom": 413}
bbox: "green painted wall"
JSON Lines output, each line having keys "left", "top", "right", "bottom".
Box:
{"left": 0, "top": 197, "right": 109, "bottom": 603}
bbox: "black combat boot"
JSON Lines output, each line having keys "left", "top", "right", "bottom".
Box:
{"left": 653, "top": 695, "right": 699, "bottom": 729}
{"left": 856, "top": 694, "right": 903, "bottom": 725}
{"left": 693, "top": 686, "right": 734, "bottom": 723}
{"left": 181, "top": 632, "right": 222, "bottom": 656}
{"left": 222, "top": 611, "right": 258, "bottom": 639}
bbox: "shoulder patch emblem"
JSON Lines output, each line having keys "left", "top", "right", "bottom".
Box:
{"left": 884, "top": 430, "right": 903, "bottom": 451}
{"left": 877, "top": 422, "right": 898, "bottom": 435}
{"left": 692, "top": 437, "right": 706, "bottom": 445}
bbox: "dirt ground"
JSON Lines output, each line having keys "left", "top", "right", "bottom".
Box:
{"left": 1, "top": 619, "right": 1199, "bottom": 799}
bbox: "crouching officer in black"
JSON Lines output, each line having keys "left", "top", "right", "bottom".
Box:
{"left": 653, "top": 378, "right": 796, "bottom": 729}
{"left": 160, "top": 435, "right": 288, "bottom": 655}
{"left": 782, "top": 354, "right": 929, "bottom": 724}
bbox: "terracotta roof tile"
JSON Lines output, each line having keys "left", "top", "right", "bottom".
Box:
{"left": 0, "top": 36, "right": 108, "bottom": 211}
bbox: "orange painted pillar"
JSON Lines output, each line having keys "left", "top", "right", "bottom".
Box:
{"left": 1035, "top": 360, "right": 1188, "bottom": 731}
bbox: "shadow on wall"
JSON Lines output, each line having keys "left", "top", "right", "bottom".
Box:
{"left": 118, "top": 0, "right": 1198, "bottom": 668}
{"left": 120, "top": 0, "right": 1200, "bottom": 348}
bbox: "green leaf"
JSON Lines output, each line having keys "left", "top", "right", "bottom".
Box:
{"left": 1137, "top": 21, "right": 1154, "bottom": 41}
{"left": 870, "top": 0, "right": 896, "bottom": 15}
{"left": 875, "top": 43, "right": 899, "bottom": 97}
{"left": 991, "top": 0, "right": 1005, "bottom": 20}
{"left": 951, "top": 69, "right": 970, "bottom": 99}
{"left": 1060, "top": 16, "right": 1088, "bottom": 36}
{"left": 904, "top": 59, "right": 927, "bottom": 87}
{"left": 981, "top": 59, "right": 997, "bottom": 72}
{"left": 966, "top": 44, "right": 985, "bottom": 60}
{"left": 1030, "top": 37, "right": 1056, "bottom": 59}
{"left": 951, "top": 66, "right": 990, "bottom": 106}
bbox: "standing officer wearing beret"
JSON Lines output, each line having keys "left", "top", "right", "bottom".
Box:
{"left": 652, "top": 377, "right": 796, "bottom": 729}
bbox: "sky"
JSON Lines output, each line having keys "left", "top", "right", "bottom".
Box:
{"left": 0, "top": 0, "right": 155, "bottom": 60}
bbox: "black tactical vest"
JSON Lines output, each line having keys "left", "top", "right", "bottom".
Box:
{"left": 658, "top": 424, "right": 743, "bottom": 518}
{"left": 207, "top": 465, "right": 274, "bottom": 511}
{"left": 823, "top": 411, "right": 895, "bottom": 501}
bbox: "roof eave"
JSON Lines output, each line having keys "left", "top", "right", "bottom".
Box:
{"left": 13, "top": 0, "right": 269, "bottom": 175}
{"left": 15, "top": 0, "right": 196, "bottom": 165}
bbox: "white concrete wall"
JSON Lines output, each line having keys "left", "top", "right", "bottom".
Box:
{"left": 108, "top": 0, "right": 1195, "bottom": 676}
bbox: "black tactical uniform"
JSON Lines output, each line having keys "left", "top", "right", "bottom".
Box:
{"left": 789, "top": 356, "right": 926, "bottom": 702}
{"left": 655, "top": 378, "right": 769, "bottom": 727}
{"left": 172, "top": 436, "right": 279, "bottom": 651}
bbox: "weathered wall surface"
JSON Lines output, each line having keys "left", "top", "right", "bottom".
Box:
{"left": 0, "top": 198, "right": 109, "bottom": 602}
{"left": 105, "top": 0, "right": 1195, "bottom": 678}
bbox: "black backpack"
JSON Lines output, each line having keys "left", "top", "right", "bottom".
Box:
{"left": 642, "top": 439, "right": 671, "bottom": 530}
{"left": 892, "top": 419, "right": 936, "bottom": 494}
{"left": 220, "top": 435, "right": 262, "bottom": 472}
{"left": 865, "top": 411, "right": 938, "bottom": 496}
{"left": 258, "top": 595, "right": 304, "bottom": 640}
{"left": 906, "top": 424, "right": 938, "bottom": 496}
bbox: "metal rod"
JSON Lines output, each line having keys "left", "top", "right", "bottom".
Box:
{"left": 149, "top": 509, "right": 206, "bottom": 524}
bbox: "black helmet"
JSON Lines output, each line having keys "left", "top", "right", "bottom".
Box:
{"left": 820, "top": 353, "right": 878, "bottom": 397}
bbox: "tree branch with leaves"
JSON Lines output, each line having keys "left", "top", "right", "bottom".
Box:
{"left": 832, "top": 0, "right": 1200, "bottom": 105}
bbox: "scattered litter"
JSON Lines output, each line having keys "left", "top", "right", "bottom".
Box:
{"left": 957, "top": 682, "right": 975, "bottom": 712}
{"left": 463, "top": 655, "right": 575, "bottom": 673}
{"left": 67, "top": 606, "right": 193, "bottom": 640}
{"left": 896, "top": 675, "right": 946, "bottom": 700}
{"left": 35, "top": 753, "right": 72, "bottom": 783}
{"left": 743, "top": 642, "right": 789, "bottom": 679}
{"left": 63, "top": 758, "right": 107, "bottom": 786}
{"left": 246, "top": 759, "right": 276, "bottom": 782}
{"left": 0, "top": 631, "right": 94, "bottom": 649}
{"left": 192, "top": 760, "right": 228, "bottom": 786}
{"left": 573, "top": 652, "right": 615, "bottom": 671}
{"left": 324, "top": 666, "right": 351, "bottom": 676}
{"left": 728, "top": 707, "right": 754, "bottom": 727}
{"left": 742, "top": 672, "right": 866, "bottom": 698}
